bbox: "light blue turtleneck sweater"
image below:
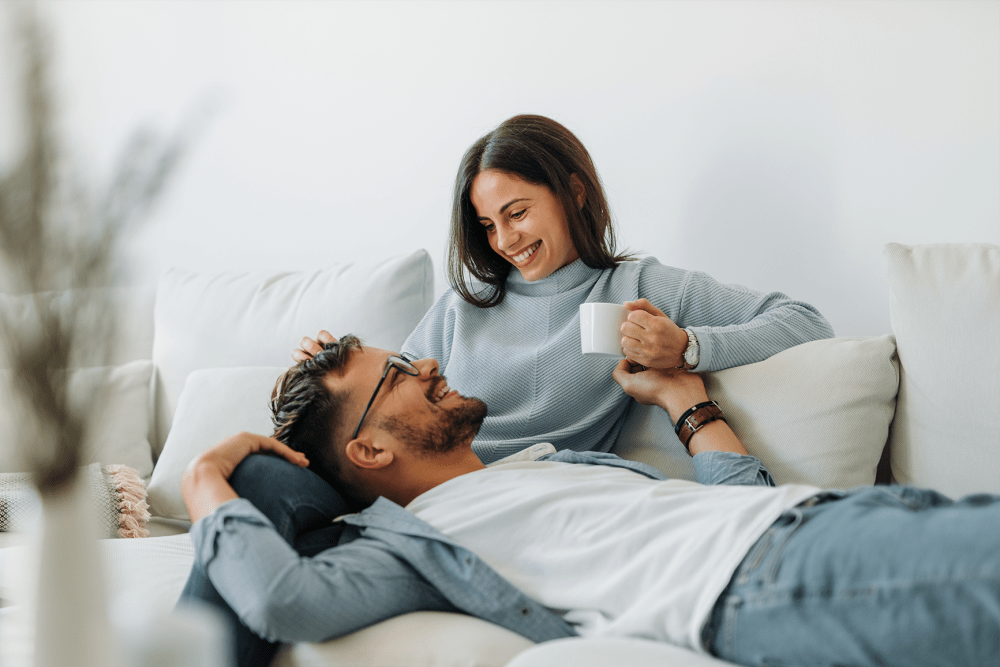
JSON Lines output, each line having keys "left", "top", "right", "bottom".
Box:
{"left": 403, "top": 257, "right": 833, "bottom": 463}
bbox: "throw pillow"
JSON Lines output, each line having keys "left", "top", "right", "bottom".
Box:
{"left": 613, "top": 336, "right": 899, "bottom": 489}
{"left": 0, "top": 360, "right": 154, "bottom": 478}
{"left": 147, "top": 366, "right": 286, "bottom": 521}
{"left": 885, "top": 242, "right": 1000, "bottom": 497}
{"left": 0, "top": 463, "right": 149, "bottom": 538}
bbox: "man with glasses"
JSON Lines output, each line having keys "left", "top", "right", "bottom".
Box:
{"left": 179, "top": 334, "right": 1000, "bottom": 667}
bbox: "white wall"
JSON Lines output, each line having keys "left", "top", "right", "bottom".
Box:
{"left": 3, "top": 0, "right": 998, "bottom": 336}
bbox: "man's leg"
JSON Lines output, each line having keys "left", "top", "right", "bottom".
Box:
{"left": 705, "top": 486, "right": 1000, "bottom": 667}
{"left": 177, "top": 454, "right": 350, "bottom": 667}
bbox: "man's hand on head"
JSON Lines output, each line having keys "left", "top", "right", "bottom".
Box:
{"left": 181, "top": 432, "right": 309, "bottom": 523}
{"left": 611, "top": 360, "right": 710, "bottom": 423}
{"left": 292, "top": 329, "right": 336, "bottom": 363}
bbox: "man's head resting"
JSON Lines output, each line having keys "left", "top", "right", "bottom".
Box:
{"left": 270, "top": 334, "right": 488, "bottom": 509}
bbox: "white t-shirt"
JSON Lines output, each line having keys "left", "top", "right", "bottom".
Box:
{"left": 407, "top": 459, "right": 820, "bottom": 652}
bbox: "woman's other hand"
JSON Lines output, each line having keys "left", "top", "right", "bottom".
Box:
{"left": 620, "top": 299, "right": 689, "bottom": 369}
{"left": 292, "top": 330, "right": 336, "bottom": 363}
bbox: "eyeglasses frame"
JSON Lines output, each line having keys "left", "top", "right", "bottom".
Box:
{"left": 350, "top": 353, "right": 420, "bottom": 440}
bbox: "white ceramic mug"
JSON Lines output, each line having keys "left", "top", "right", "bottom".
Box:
{"left": 579, "top": 302, "right": 628, "bottom": 358}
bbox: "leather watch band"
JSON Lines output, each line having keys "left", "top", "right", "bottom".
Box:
{"left": 674, "top": 401, "right": 726, "bottom": 451}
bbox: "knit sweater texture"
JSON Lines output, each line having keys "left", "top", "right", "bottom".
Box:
{"left": 403, "top": 257, "right": 833, "bottom": 463}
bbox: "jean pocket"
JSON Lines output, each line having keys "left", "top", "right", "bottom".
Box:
{"left": 734, "top": 508, "right": 806, "bottom": 587}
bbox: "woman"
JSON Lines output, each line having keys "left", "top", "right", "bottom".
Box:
{"left": 297, "top": 115, "right": 833, "bottom": 463}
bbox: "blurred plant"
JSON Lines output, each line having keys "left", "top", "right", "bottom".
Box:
{"left": 0, "top": 3, "right": 193, "bottom": 496}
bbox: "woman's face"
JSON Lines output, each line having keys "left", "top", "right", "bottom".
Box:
{"left": 469, "top": 169, "right": 580, "bottom": 282}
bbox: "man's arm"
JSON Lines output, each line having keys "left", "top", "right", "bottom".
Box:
{"left": 612, "top": 361, "right": 775, "bottom": 487}
{"left": 182, "top": 431, "right": 310, "bottom": 522}
{"left": 612, "top": 362, "right": 745, "bottom": 455}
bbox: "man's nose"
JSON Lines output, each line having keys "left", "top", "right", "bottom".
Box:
{"left": 414, "top": 357, "right": 439, "bottom": 377}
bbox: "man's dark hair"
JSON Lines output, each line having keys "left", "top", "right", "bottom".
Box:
{"left": 448, "top": 114, "right": 634, "bottom": 308}
{"left": 270, "top": 334, "right": 365, "bottom": 504}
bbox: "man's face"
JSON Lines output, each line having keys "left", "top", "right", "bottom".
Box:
{"left": 329, "top": 346, "right": 487, "bottom": 456}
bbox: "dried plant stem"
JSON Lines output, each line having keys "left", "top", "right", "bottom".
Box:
{"left": 0, "top": 3, "right": 191, "bottom": 495}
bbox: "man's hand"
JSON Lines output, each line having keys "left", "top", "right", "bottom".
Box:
{"left": 612, "top": 361, "right": 748, "bottom": 456}
{"left": 292, "top": 329, "right": 336, "bottom": 363}
{"left": 611, "top": 360, "right": 709, "bottom": 422}
{"left": 620, "top": 299, "right": 689, "bottom": 369}
{"left": 181, "top": 432, "right": 309, "bottom": 523}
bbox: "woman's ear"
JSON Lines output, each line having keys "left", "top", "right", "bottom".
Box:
{"left": 570, "top": 173, "right": 586, "bottom": 210}
{"left": 345, "top": 438, "right": 394, "bottom": 470}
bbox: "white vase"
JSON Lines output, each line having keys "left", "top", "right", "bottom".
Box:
{"left": 30, "top": 473, "right": 115, "bottom": 667}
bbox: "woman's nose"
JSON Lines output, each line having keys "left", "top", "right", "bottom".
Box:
{"left": 495, "top": 223, "right": 518, "bottom": 252}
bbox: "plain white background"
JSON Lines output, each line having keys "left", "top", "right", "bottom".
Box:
{"left": 1, "top": 0, "right": 997, "bottom": 336}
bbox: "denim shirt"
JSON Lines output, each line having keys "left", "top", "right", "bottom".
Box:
{"left": 189, "top": 450, "right": 774, "bottom": 645}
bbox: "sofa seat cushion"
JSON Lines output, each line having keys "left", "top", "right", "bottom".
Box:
{"left": 885, "top": 242, "right": 1000, "bottom": 497}
{"left": 0, "top": 535, "right": 534, "bottom": 667}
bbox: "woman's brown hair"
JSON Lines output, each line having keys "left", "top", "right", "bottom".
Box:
{"left": 448, "top": 115, "right": 632, "bottom": 308}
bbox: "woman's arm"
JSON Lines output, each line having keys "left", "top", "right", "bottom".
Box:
{"left": 626, "top": 261, "right": 833, "bottom": 372}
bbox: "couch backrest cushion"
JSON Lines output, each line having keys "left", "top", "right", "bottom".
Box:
{"left": 150, "top": 250, "right": 434, "bottom": 455}
{"left": 613, "top": 335, "right": 899, "bottom": 489}
{"left": 885, "top": 242, "right": 1000, "bottom": 498}
{"left": 0, "top": 286, "right": 157, "bottom": 369}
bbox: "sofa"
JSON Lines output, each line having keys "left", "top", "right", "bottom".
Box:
{"left": 1, "top": 242, "right": 997, "bottom": 667}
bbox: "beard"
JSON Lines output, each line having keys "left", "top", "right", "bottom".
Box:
{"left": 377, "top": 393, "right": 488, "bottom": 457}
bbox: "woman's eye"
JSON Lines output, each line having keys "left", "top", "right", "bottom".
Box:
{"left": 483, "top": 223, "right": 495, "bottom": 232}
{"left": 510, "top": 209, "right": 526, "bottom": 220}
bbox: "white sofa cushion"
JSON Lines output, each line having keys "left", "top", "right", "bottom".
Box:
{"left": 0, "top": 286, "right": 156, "bottom": 369}
{"left": 279, "top": 612, "right": 534, "bottom": 667}
{"left": 147, "top": 366, "right": 285, "bottom": 521}
{"left": 885, "top": 242, "right": 1000, "bottom": 497}
{"left": 151, "top": 250, "right": 433, "bottom": 454}
{"left": 505, "top": 636, "right": 734, "bottom": 667}
{"left": 0, "top": 360, "right": 154, "bottom": 478}
{"left": 613, "top": 336, "right": 899, "bottom": 489}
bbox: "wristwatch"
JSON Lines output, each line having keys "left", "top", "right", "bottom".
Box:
{"left": 678, "top": 328, "right": 700, "bottom": 371}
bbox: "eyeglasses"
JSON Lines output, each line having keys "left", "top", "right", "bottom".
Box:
{"left": 351, "top": 353, "right": 420, "bottom": 440}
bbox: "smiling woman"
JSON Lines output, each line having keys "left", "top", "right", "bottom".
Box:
{"left": 302, "top": 115, "right": 836, "bottom": 464}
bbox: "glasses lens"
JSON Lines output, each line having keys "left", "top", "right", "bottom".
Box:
{"left": 391, "top": 355, "right": 419, "bottom": 376}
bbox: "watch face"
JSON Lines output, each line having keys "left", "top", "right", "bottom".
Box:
{"left": 684, "top": 334, "right": 700, "bottom": 365}
{"left": 685, "top": 347, "right": 698, "bottom": 364}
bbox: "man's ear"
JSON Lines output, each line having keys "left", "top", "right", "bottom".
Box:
{"left": 345, "top": 437, "right": 394, "bottom": 470}
{"left": 570, "top": 173, "right": 586, "bottom": 210}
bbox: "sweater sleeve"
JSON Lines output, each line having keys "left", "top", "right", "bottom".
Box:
{"left": 639, "top": 262, "right": 834, "bottom": 372}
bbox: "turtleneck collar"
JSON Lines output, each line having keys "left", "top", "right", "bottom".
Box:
{"left": 505, "top": 259, "right": 603, "bottom": 297}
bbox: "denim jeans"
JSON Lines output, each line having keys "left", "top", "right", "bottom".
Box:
{"left": 704, "top": 485, "right": 1000, "bottom": 667}
{"left": 177, "top": 454, "right": 349, "bottom": 667}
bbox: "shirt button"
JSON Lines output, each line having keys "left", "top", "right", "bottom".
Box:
{"left": 465, "top": 557, "right": 473, "bottom": 566}
{"left": 520, "top": 608, "right": 531, "bottom": 616}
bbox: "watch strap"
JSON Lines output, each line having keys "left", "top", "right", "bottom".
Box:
{"left": 673, "top": 400, "right": 726, "bottom": 451}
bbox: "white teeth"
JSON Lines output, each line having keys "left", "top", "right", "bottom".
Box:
{"left": 512, "top": 242, "right": 540, "bottom": 263}
{"left": 434, "top": 384, "right": 450, "bottom": 402}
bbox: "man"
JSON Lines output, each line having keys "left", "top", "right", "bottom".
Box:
{"left": 180, "top": 334, "right": 1000, "bottom": 667}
